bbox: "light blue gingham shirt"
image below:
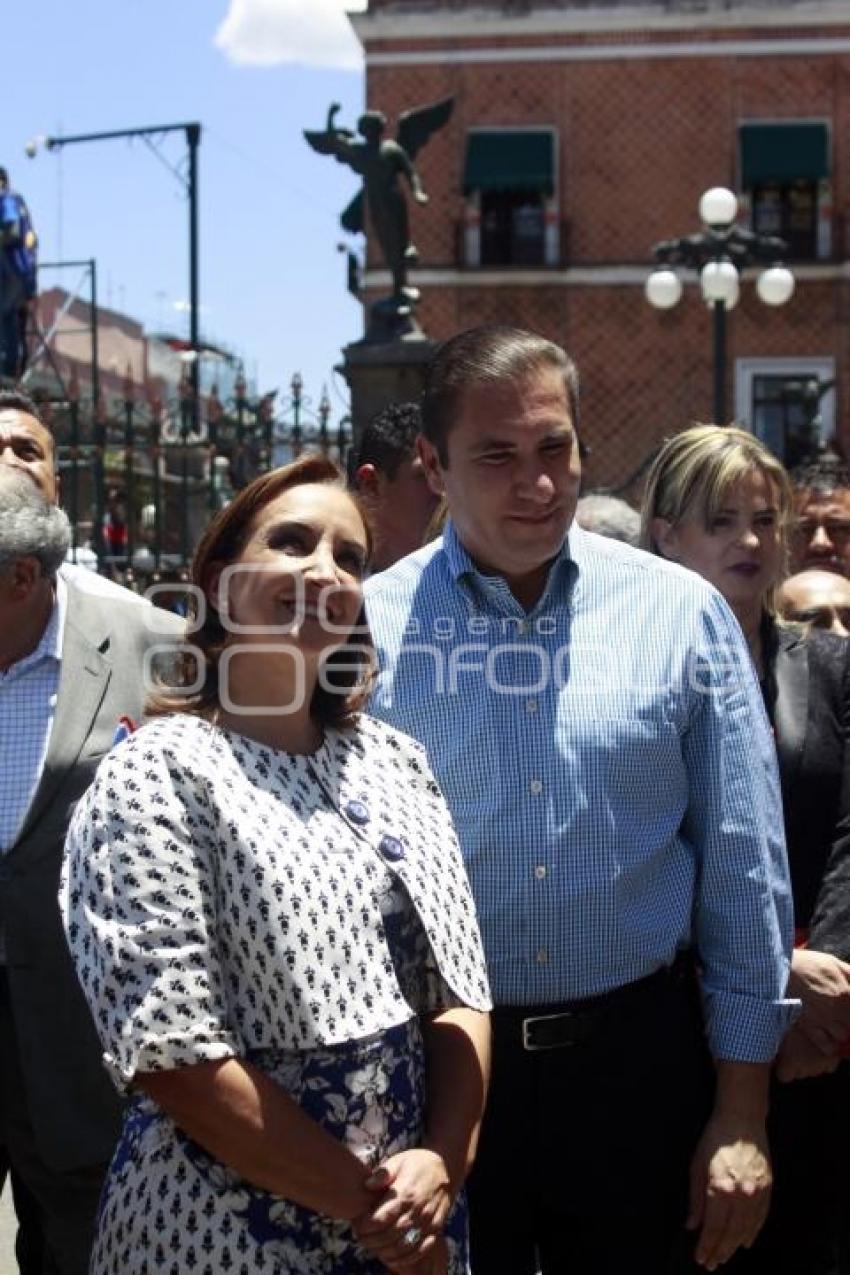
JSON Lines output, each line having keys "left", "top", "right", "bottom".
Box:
{"left": 365, "top": 521, "right": 796, "bottom": 1062}
{"left": 0, "top": 575, "right": 66, "bottom": 853}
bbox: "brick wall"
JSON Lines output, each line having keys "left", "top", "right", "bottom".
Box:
{"left": 353, "top": 3, "right": 850, "bottom": 486}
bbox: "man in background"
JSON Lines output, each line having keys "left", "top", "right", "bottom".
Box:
{"left": 0, "top": 167, "right": 37, "bottom": 379}
{"left": 778, "top": 569, "right": 850, "bottom": 637}
{"left": 0, "top": 389, "right": 148, "bottom": 603}
{"left": 575, "top": 491, "right": 640, "bottom": 546}
{"left": 0, "top": 398, "right": 181, "bottom": 1273}
{"left": 791, "top": 451, "right": 850, "bottom": 578}
{"left": 351, "top": 400, "right": 439, "bottom": 572}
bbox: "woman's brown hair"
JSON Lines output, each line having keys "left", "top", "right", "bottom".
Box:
{"left": 148, "top": 455, "right": 375, "bottom": 727}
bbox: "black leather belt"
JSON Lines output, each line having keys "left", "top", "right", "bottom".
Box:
{"left": 521, "top": 1008, "right": 598, "bottom": 1050}
{"left": 497, "top": 954, "right": 692, "bottom": 1052}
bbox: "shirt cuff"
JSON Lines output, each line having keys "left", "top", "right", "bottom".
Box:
{"left": 702, "top": 988, "right": 801, "bottom": 1063}
{"left": 104, "top": 1026, "right": 239, "bottom": 1093}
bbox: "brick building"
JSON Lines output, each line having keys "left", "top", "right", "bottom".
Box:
{"left": 350, "top": 0, "right": 850, "bottom": 489}
{"left": 32, "top": 288, "right": 248, "bottom": 407}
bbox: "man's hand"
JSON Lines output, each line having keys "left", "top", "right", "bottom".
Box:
{"left": 687, "top": 1115, "right": 772, "bottom": 1271}
{"left": 788, "top": 949, "right": 850, "bottom": 1051}
{"left": 775, "top": 1022, "right": 841, "bottom": 1083}
{"left": 353, "top": 1149, "right": 452, "bottom": 1271}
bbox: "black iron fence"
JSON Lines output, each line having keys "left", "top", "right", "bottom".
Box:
{"left": 29, "top": 374, "right": 351, "bottom": 589}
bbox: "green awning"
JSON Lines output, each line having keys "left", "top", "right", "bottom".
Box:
{"left": 463, "top": 131, "right": 554, "bottom": 196}
{"left": 740, "top": 122, "right": 829, "bottom": 186}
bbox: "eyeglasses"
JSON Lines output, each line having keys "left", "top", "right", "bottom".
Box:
{"left": 793, "top": 518, "right": 850, "bottom": 543}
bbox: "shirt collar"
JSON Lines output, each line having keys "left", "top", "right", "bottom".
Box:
{"left": 441, "top": 516, "right": 580, "bottom": 611}
{"left": 50, "top": 571, "right": 67, "bottom": 660}
{"left": 441, "top": 518, "right": 477, "bottom": 582}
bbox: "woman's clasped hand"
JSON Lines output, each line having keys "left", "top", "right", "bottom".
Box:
{"left": 355, "top": 1150, "right": 454, "bottom": 1272}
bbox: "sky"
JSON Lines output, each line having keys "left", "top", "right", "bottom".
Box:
{"left": 3, "top": 0, "right": 369, "bottom": 424}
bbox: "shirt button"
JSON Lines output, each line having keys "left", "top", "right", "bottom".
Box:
{"left": 529, "top": 779, "right": 543, "bottom": 796}
{"left": 526, "top": 699, "right": 538, "bottom": 714}
{"left": 518, "top": 620, "right": 530, "bottom": 635}
{"left": 345, "top": 800, "right": 370, "bottom": 826}
{"left": 534, "top": 865, "right": 547, "bottom": 880}
{"left": 536, "top": 947, "right": 549, "bottom": 964}
{"left": 378, "top": 834, "right": 405, "bottom": 863}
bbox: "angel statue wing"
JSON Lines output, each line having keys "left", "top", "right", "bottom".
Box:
{"left": 304, "top": 126, "right": 356, "bottom": 155}
{"left": 304, "top": 103, "right": 356, "bottom": 156}
{"left": 396, "top": 96, "right": 455, "bottom": 162}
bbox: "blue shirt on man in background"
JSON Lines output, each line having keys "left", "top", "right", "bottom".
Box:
{"left": 0, "top": 186, "right": 37, "bottom": 298}
{"left": 0, "top": 167, "right": 37, "bottom": 379}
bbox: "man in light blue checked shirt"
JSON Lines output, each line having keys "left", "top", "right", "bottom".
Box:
{"left": 364, "top": 326, "right": 797, "bottom": 1275}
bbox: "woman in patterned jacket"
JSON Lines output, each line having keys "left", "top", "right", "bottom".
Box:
{"left": 60, "top": 455, "right": 492, "bottom": 1275}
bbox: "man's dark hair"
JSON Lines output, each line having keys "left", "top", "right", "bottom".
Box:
{"left": 352, "top": 401, "right": 422, "bottom": 481}
{"left": 0, "top": 388, "right": 44, "bottom": 423}
{"left": 0, "top": 167, "right": 8, "bottom": 188}
{"left": 791, "top": 447, "right": 850, "bottom": 495}
{"left": 421, "top": 325, "right": 580, "bottom": 466}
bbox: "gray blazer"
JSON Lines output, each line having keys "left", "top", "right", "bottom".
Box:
{"left": 0, "top": 581, "right": 183, "bottom": 1172}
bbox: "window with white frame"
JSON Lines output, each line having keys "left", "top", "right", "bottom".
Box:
{"left": 461, "top": 128, "right": 559, "bottom": 268}
{"left": 735, "top": 358, "right": 836, "bottom": 468}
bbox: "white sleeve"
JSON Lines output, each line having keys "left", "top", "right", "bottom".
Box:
{"left": 60, "top": 727, "right": 239, "bottom": 1092}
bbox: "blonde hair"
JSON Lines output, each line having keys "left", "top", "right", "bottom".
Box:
{"left": 640, "top": 424, "right": 793, "bottom": 613}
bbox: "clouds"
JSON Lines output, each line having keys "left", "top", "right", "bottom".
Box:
{"left": 214, "top": 0, "right": 368, "bottom": 71}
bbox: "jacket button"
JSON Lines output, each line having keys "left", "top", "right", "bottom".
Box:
{"left": 345, "top": 800, "right": 370, "bottom": 826}
{"left": 379, "top": 834, "right": 405, "bottom": 862}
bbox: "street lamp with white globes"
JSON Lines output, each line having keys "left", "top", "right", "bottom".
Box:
{"left": 645, "top": 186, "right": 795, "bottom": 424}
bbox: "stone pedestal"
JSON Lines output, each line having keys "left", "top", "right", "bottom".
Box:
{"left": 339, "top": 336, "right": 436, "bottom": 450}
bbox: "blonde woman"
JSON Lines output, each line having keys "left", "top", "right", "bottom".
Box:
{"left": 642, "top": 425, "right": 850, "bottom": 1275}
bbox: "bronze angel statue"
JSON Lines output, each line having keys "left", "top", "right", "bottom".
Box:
{"left": 305, "top": 97, "right": 454, "bottom": 320}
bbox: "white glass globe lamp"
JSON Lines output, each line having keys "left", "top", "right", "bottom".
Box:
{"left": 713, "top": 275, "right": 739, "bottom": 310}
{"left": 700, "top": 259, "right": 739, "bottom": 306}
{"left": 756, "top": 266, "right": 795, "bottom": 307}
{"left": 699, "top": 187, "right": 738, "bottom": 228}
{"left": 645, "top": 268, "right": 683, "bottom": 310}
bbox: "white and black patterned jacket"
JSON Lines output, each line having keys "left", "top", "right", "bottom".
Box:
{"left": 60, "top": 713, "right": 491, "bottom": 1091}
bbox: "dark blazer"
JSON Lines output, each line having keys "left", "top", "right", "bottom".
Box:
{"left": 770, "top": 623, "right": 850, "bottom": 959}
{"left": 0, "top": 581, "right": 183, "bottom": 1172}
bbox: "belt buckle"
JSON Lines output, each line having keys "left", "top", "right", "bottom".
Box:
{"left": 521, "top": 1009, "right": 574, "bottom": 1051}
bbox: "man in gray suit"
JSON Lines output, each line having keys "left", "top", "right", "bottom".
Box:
{"left": 0, "top": 444, "right": 181, "bottom": 1273}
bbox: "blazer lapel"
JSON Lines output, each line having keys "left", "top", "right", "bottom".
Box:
{"left": 11, "top": 587, "right": 112, "bottom": 849}
{"left": 773, "top": 627, "right": 809, "bottom": 793}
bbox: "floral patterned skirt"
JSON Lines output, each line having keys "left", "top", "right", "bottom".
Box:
{"left": 91, "top": 1017, "right": 469, "bottom": 1274}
